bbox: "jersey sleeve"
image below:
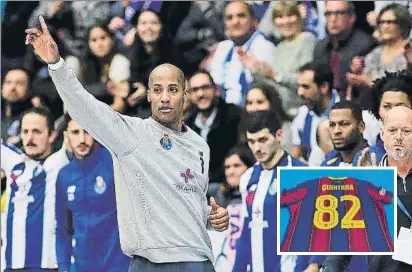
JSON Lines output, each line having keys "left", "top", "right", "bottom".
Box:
{"left": 280, "top": 182, "right": 309, "bottom": 207}
{"left": 55, "top": 171, "right": 73, "bottom": 271}
{"left": 366, "top": 182, "right": 393, "bottom": 204}
{"left": 1, "top": 141, "right": 24, "bottom": 175}
{"left": 232, "top": 169, "right": 253, "bottom": 272}
{"left": 48, "top": 58, "right": 141, "bottom": 156}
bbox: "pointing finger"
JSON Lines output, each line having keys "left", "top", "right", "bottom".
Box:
{"left": 39, "top": 15, "right": 50, "bottom": 36}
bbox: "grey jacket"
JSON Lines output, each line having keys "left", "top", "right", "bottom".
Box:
{"left": 48, "top": 58, "right": 214, "bottom": 263}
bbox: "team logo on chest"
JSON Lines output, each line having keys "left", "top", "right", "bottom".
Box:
{"left": 181, "top": 168, "right": 194, "bottom": 183}
{"left": 160, "top": 134, "right": 172, "bottom": 150}
{"left": 94, "top": 176, "right": 107, "bottom": 194}
{"left": 246, "top": 184, "right": 258, "bottom": 206}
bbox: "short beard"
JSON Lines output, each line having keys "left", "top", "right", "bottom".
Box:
{"left": 385, "top": 146, "right": 412, "bottom": 162}
{"left": 334, "top": 134, "right": 362, "bottom": 151}
{"left": 26, "top": 152, "right": 46, "bottom": 161}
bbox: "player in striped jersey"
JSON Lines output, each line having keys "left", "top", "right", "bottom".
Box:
{"left": 1, "top": 107, "right": 70, "bottom": 271}
{"left": 290, "top": 62, "right": 340, "bottom": 162}
{"left": 233, "top": 110, "right": 322, "bottom": 272}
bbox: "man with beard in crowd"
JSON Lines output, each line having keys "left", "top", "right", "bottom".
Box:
{"left": 1, "top": 107, "right": 70, "bottom": 271}
{"left": 55, "top": 114, "right": 130, "bottom": 272}
{"left": 186, "top": 70, "right": 241, "bottom": 189}
{"left": 321, "top": 100, "right": 368, "bottom": 167}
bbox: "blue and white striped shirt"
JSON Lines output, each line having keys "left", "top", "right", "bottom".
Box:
{"left": 233, "top": 153, "right": 308, "bottom": 271}
{"left": 1, "top": 142, "right": 70, "bottom": 270}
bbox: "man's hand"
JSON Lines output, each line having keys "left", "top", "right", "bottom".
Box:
{"left": 357, "top": 147, "right": 377, "bottom": 167}
{"left": 25, "top": 15, "right": 60, "bottom": 64}
{"left": 209, "top": 197, "right": 229, "bottom": 232}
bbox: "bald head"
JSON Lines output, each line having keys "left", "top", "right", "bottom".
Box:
{"left": 382, "top": 106, "right": 412, "bottom": 162}
{"left": 148, "top": 63, "right": 185, "bottom": 90}
{"left": 383, "top": 106, "right": 412, "bottom": 126}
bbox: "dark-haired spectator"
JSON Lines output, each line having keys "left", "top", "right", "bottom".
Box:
{"left": 238, "top": 82, "right": 293, "bottom": 152}
{"left": 353, "top": 70, "right": 412, "bottom": 166}
{"left": 209, "top": 1, "right": 276, "bottom": 107}
{"left": 314, "top": 1, "right": 375, "bottom": 99}
{"left": 347, "top": 3, "right": 411, "bottom": 105}
{"left": 175, "top": 1, "right": 226, "bottom": 75}
{"left": 321, "top": 100, "right": 368, "bottom": 167}
{"left": 214, "top": 145, "right": 255, "bottom": 208}
{"left": 109, "top": 0, "right": 163, "bottom": 50}
{"left": 76, "top": 24, "right": 130, "bottom": 114}
{"left": 187, "top": 70, "right": 241, "bottom": 187}
{"left": 290, "top": 62, "right": 340, "bottom": 162}
{"left": 367, "top": 1, "right": 412, "bottom": 41}
{"left": 1, "top": 68, "right": 45, "bottom": 148}
{"left": 127, "top": 9, "right": 183, "bottom": 118}
{"left": 1, "top": 107, "right": 70, "bottom": 272}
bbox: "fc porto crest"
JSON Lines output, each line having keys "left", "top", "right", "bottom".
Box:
{"left": 160, "top": 134, "right": 172, "bottom": 150}
{"left": 94, "top": 176, "right": 107, "bottom": 194}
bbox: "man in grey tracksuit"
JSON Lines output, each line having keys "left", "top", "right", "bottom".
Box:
{"left": 25, "top": 16, "right": 229, "bottom": 272}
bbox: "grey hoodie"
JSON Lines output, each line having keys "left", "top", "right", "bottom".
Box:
{"left": 48, "top": 58, "right": 214, "bottom": 263}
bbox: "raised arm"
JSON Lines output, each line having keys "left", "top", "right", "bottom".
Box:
{"left": 25, "top": 16, "right": 141, "bottom": 156}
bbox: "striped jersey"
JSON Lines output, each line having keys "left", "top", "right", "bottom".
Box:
{"left": 1, "top": 142, "right": 70, "bottom": 269}
{"left": 280, "top": 177, "right": 394, "bottom": 252}
{"left": 233, "top": 153, "right": 307, "bottom": 272}
{"left": 210, "top": 30, "right": 276, "bottom": 107}
{"left": 290, "top": 89, "right": 340, "bottom": 155}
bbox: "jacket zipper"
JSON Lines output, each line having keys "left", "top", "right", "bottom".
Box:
{"left": 403, "top": 177, "right": 407, "bottom": 193}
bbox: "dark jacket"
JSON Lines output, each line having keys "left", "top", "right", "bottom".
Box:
{"left": 313, "top": 29, "right": 376, "bottom": 99}
{"left": 187, "top": 98, "right": 241, "bottom": 185}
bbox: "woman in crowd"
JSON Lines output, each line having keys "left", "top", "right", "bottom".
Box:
{"left": 238, "top": 82, "right": 293, "bottom": 152}
{"left": 239, "top": 1, "right": 317, "bottom": 115}
{"left": 214, "top": 145, "right": 255, "bottom": 208}
{"left": 80, "top": 24, "right": 131, "bottom": 113}
{"left": 127, "top": 9, "right": 183, "bottom": 118}
{"left": 347, "top": 4, "right": 411, "bottom": 89}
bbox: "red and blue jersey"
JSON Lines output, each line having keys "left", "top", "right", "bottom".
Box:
{"left": 280, "top": 177, "right": 394, "bottom": 252}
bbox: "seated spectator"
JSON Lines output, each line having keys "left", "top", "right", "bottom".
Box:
{"left": 175, "top": 1, "right": 226, "bottom": 75}
{"left": 366, "top": 1, "right": 412, "bottom": 41}
{"left": 290, "top": 62, "right": 340, "bottom": 161}
{"left": 214, "top": 145, "right": 255, "bottom": 208}
{"left": 239, "top": 1, "right": 317, "bottom": 114}
{"left": 353, "top": 70, "right": 412, "bottom": 166}
{"left": 80, "top": 24, "right": 131, "bottom": 113}
{"left": 347, "top": 4, "right": 411, "bottom": 91}
{"left": 238, "top": 81, "right": 293, "bottom": 152}
{"left": 209, "top": 1, "right": 276, "bottom": 107}
{"left": 109, "top": 0, "right": 163, "bottom": 50}
{"left": 1, "top": 68, "right": 45, "bottom": 147}
{"left": 314, "top": 1, "right": 375, "bottom": 99}
{"left": 186, "top": 71, "right": 241, "bottom": 186}
{"left": 127, "top": 9, "right": 183, "bottom": 118}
